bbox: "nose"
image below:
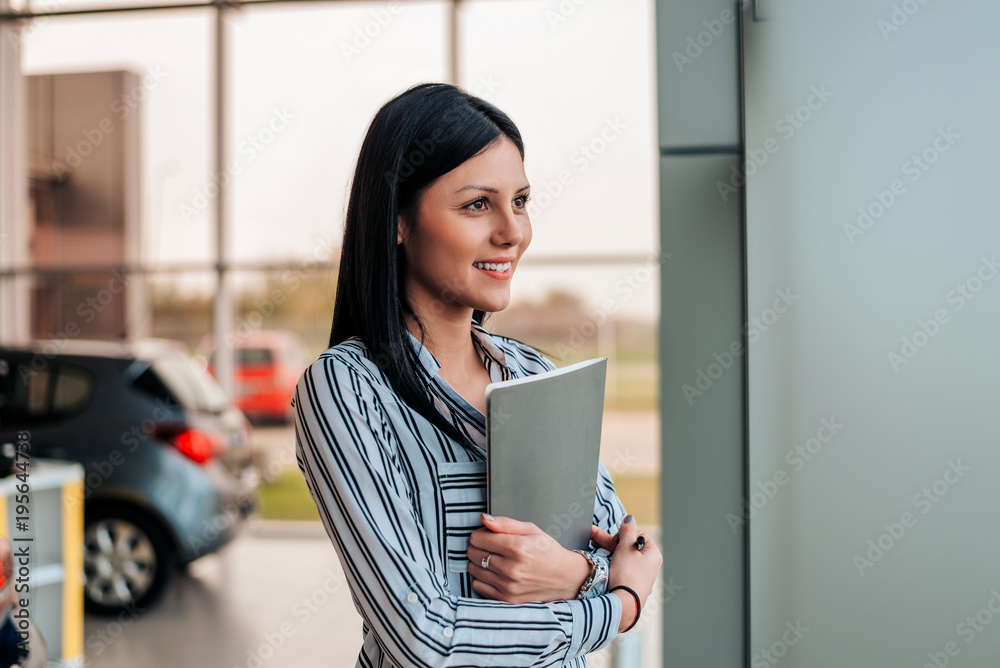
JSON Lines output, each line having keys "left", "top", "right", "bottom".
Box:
{"left": 491, "top": 204, "right": 525, "bottom": 247}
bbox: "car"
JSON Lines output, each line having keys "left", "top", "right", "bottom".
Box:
{"left": 204, "top": 330, "right": 310, "bottom": 424}
{"left": 0, "top": 338, "right": 259, "bottom": 615}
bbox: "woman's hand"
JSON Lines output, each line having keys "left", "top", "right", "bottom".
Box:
{"left": 467, "top": 513, "right": 592, "bottom": 604}
{"left": 592, "top": 515, "right": 662, "bottom": 633}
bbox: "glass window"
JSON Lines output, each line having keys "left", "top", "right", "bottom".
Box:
{"left": 237, "top": 348, "right": 272, "bottom": 366}
{"left": 24, "top": 366, "right": 51, "bottom": 416}
{"left": 0, "top": 359, "right": 92, "bottom": 425}
{"left": 131, "top": 363, "right": 178, "bottom": 406}
{"left": 52, "top": 365, "right": 93, "bottom": 415}
{"left": 152, "top": 353, "right": 230, "bottom": 415}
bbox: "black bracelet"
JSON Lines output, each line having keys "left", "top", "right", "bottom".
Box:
{"left": 608, "top": 585, "right": 641, "bottom": 632}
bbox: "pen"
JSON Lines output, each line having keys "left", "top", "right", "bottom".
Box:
{"left": 635, "top": 535, "right": 645, "bottom": 551}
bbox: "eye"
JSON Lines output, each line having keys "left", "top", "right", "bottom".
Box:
{"left": 464, "top": 197, "right": 488, "bottom": 212}
{"left": 463, "top": 193, "right": 531, "bottom": 212}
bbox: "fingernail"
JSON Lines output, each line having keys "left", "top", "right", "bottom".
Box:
{"left": 482, "top": 513, "right": 495, "bottom": 522}
{"left": 623, "top": 514, "right": 635, "bottom": 524}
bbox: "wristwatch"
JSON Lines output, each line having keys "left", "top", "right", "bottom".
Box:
{"left": 573, "top": 550, "right": 609, "bottom": 600}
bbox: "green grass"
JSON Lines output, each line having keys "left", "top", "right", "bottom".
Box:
{"left": 605, "top": 377, "right": 658, "bottom": 411}
{"left": 611, "top": 473, "right": 660, "bottom": 527}
{"left": 259, "top": 467, "right": 661, "bottom": 527}
{"left": 258, "top": 468, "right": 321, "bottom": 521}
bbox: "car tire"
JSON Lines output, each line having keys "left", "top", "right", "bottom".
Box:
{"left": 83, "top": 506, "right": 174, "bottom": 616}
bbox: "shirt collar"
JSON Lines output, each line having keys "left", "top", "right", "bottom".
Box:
{"left": 403, "top": 320, "right": 509, "bottom": 384}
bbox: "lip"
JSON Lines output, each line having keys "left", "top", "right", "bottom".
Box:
{"left": 474, "top": 265, "right": 512, "bottom": 281}
{"left": 474, "top": 257, "right": 515, "bottom": 263}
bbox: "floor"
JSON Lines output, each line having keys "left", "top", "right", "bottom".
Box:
{"left": 83, "top": 521, "right": 663, "bottom": 668}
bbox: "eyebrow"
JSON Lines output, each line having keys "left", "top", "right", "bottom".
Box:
{"left": 454, "top": 184, "right": 531, "bottom": 195}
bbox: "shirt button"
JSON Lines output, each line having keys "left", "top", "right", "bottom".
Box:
{"left": 406, "top": 593, "right": 419, "bottom": 604}
{"left": 442, "top": 627, "right": 454, "bottom": 638}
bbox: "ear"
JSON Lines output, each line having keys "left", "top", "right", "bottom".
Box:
{"left": 397, "top": 214, "right": 407, "bottom": 245}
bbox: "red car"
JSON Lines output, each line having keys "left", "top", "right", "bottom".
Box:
{"left": 207, "top": 330, "right": 310, "bottom": 424}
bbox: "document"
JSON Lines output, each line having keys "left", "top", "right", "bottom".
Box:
{"left": 486, "top": 357, "right": 607, "bottom": 551}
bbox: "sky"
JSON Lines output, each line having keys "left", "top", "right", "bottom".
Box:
{"left": 21, "top": 0, "right": 660, "bottom": 319}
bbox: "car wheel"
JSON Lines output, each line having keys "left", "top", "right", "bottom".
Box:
{"left": 83, "top": 506, "right": 173, "bottom": 616}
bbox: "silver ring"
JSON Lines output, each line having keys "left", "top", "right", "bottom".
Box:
{"left": 481, "top": 553, "right": 492, "bottom": 570}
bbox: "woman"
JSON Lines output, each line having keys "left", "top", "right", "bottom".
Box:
{"left": 293, "top": 82, "right": 662, "bottom": 667}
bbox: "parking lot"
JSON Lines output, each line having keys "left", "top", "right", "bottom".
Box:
{"left": 82, "top": 420, "right": 662, "bottom": 667}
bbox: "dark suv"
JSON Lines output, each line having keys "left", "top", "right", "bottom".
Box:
{"left": 0, "top": 339, "right": 259, "bottom": 615}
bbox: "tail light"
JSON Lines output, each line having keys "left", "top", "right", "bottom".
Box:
{"left": 160, "top": 428, "right": 224, "bottom": 465}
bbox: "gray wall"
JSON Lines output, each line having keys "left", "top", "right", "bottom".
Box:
{"left": 656, "top": 1, "right": 745, "bottom": 665}
{"left": 744, "top": 1, "right": 1000, "bottom": 665}
{"left": 657, "top": 0, "right": 1000, "bottom": 665}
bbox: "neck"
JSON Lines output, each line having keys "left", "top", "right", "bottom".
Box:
{"left": 405, "top": 307, "right": 479, "bottom": 375}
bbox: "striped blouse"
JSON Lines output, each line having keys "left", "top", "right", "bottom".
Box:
{"left": 293, "top": 320, "right": 628, "bottom": 667}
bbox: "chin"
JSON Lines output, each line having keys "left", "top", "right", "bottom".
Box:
{"left": 475, "top": 297, "right": 511, "bottom": 313}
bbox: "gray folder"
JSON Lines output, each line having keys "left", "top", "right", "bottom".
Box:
{"left": 485, "top": 357, "right": 608, "bottom": 551}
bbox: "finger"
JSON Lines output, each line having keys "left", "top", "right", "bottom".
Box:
{"left": 467, "top": 545, "right": 510, "bottom": 578}
{"left": 468, "top": 559, "right": 509, "bottom": 588}
{"left": 590, "top": 525, "right": 617, "bottom": 552}
{"left": 480, "top": 513, "right": 539, "bottom": 536}
{"left": 637, "top": 534, "right": 662, "bottom": 558}
{"left": 591, "top": 527, "right": 616, "bottom": 551}
{"left": 614, "top": 514, "right": 638, "bottom": 548}
{"left": 468, "top": 528, "right": 516, "bottom": 557}
{"left": 471, "top": 577, "right": 505, "bottom": 601}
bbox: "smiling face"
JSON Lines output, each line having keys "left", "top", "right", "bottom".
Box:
{"left": 397, "top": 136, "right": 532, "bottom": 324}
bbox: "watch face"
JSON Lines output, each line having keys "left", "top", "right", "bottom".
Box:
{"left": 584, "top": 572, "right": 608, "bottom": 599}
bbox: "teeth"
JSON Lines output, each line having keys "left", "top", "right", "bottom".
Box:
{"left": 474, "top": 261, "right": 511, "bottom": 272}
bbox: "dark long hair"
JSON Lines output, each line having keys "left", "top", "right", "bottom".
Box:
{"left": 329, "top": 82, "right": 525, "bottom": 447}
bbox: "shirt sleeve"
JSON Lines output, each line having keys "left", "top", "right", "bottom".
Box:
{"left": 590, "top": 460, "right": 628, "bottom": 559}
{"left": 293, "top": 356, "right": 622, "bottom": 667}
